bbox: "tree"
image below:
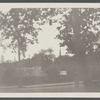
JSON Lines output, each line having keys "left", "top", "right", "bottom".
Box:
{"left": 1, "top": 8, "right": 59, "bottom": 62}
{"left": 56, "top": 8, "right": 100, "bottom": 86}
{"left": 31, "top": 48, "right": 55, "bottom": 70}
{"left": 0, "top": 8, "right": 44, "bottom": 86}
{"left": 1, "top": 8, "right": 42, "bottom": 62}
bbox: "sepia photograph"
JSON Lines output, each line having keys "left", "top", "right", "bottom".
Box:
{"left": 0, "top": 3, "right": 100, "bottom": 96}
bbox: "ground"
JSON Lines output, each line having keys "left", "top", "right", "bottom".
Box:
{"left": 0, "top": 82, "right": 100, "bottom": 93}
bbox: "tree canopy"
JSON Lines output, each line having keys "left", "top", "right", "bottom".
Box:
{"left": 56, "top": 8, "right": 100, "bottom": 58}
{"left": 1, "top": 8, "right": 43, "bottom": 60}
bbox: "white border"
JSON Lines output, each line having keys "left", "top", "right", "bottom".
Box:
{"left": 0, "top": 3, "right": 100, "bottom": 8}
{"left": 0, "top": 3, "right": 100, "bottom": 97}
{"left": 0, "top": 93, "right": 100, "bottom": 98}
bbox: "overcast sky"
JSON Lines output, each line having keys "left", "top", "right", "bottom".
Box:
{"left": 0, "top": 8, "right": 66, "bottom": 62}
{"left": 0, "top": 3, "right": 99, "bottom": 62}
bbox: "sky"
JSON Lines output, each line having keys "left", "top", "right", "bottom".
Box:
{"left": 0, "top": 8, "right": 67, "bottom": 62}
{"left": 0, "top": 4, "right": 99, "bottom": 62}
{"left": 26, "top": 23, "right": 66, "bottom": 57}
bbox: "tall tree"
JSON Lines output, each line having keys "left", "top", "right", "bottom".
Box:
{"left": 56, "top": 8, "right": 100, "bottom": 86}
{"left": 1, "top": 8, "right": 42, "bottom": 62}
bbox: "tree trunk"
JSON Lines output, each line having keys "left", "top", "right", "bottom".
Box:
{"left": 18, "top": 38, "right": 21, "bottom": 62}
{"left": 81, "top": 54, "right": 90, "bottom": 88}
{"left": 17, "top": 38, "right": 22, "bottom": 87}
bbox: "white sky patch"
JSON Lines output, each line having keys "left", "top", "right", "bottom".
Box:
{"left": 25, "top": 23, "right": 66, "bottom": 59}
{"left": 0, "top": 22, "right": 66, "bottom": 62}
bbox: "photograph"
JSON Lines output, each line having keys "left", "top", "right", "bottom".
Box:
{"left": 0, "top": 3, "right": 100, "bottom": 97}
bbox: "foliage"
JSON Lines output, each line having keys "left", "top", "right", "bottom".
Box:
{"left": 56, "top": 8, "right": 100, "bottom": 56}
{"left": 1, "top": 8, "right": 42, "bottom": 59}
{"left": 55, "top": 8, "right": 100, "bottom": 86}
{"left": 31, "top": 48, "right": 55, "bottom": 69}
